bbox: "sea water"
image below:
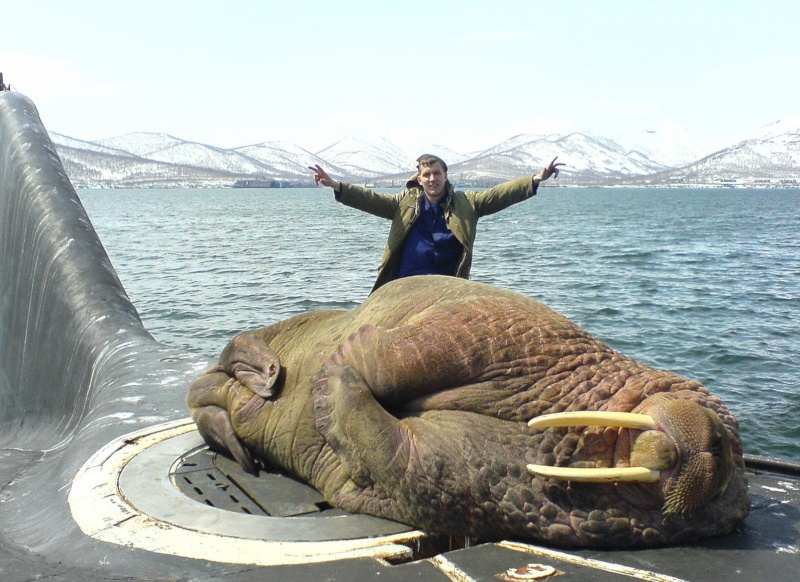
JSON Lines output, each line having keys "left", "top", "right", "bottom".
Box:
{"left": 80, "top": 187, "right": 800, "bottom": 461}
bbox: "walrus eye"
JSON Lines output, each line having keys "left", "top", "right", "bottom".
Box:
{"left": 527, "top": 410, "right": 662, "bottom": 484}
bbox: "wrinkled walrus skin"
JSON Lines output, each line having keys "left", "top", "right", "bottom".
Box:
{"left": 187, "top": 276, "right": 749, "bottom": 548}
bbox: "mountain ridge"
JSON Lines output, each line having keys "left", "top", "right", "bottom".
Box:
{"left": 49, "top": 119, "right": 800, "bottom": 189}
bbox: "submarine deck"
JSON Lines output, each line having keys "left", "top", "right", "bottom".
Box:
{"left": 1, "top": 449, "right": 798, "bottom": 581}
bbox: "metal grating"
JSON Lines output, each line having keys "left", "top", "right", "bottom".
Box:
{"left": 172, "top": 447, "right": 338, "bottom": 517}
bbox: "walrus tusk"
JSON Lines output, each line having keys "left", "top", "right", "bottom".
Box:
{"left": 528, "top": 412, "right": 663, "bottom": 483}
{"left": 527, "top": 464, "right": 661, "bottom": 483}
{"left": 527, "top": 411, "right": 658, "bottom": 431}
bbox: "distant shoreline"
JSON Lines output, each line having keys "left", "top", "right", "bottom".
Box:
{"left": 75, "top": 182, "right": 800, "bottom": 191}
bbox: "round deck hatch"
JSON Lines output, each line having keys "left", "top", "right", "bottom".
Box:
{"left": 69, "top": 419, "right": 429, "bottom": 565}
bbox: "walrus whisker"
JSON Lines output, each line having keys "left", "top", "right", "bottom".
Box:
{"left": 527, "top": 464, "right": 661, "bottom": 483}
{"left": 527, "top": 411, "right": 658, "bottom": 431}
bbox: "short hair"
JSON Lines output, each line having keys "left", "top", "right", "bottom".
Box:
{"left": 415, "top": 154, "right": 448, "bottom": 173}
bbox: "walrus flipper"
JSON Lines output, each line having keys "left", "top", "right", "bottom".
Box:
{"left": 312, "top": 363, "right": 409, "bottom": 489}
{"left": 193, "top": 404, "right": 258, "bottom": 475}
{"left": 312, "top": 362, "right": 531, "bottom": 535}
{"left": 187, "top": 367, "right": 259, "bottom": 474}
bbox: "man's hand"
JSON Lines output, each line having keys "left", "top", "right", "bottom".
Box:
{"left": 309, "top": 165, "right": 340, "bottom": 190}
{"left": 537, "top": 157, "right": 565, "bottom": 181}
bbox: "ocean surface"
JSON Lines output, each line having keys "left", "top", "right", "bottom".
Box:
{"left": 79, "top": 186, "right": 800, "bottom": 462}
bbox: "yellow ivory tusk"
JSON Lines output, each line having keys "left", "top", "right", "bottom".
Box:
{"left": 527, "top": 411, "right": 658, "bottom": 431}
{"left": 527, "top": 464, "right": 661, "bottom": 483}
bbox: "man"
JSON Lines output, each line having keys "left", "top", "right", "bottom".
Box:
{"left": 309, "top": 154, "right": 563, "bottom": 293}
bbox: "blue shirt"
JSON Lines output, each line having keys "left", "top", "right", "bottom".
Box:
{"left": 398, "top": 195, "right": 463, "bottom": 278}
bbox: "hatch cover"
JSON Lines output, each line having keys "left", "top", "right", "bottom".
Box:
{"left": 69, "top": 418, "right": 430, "bottom": 565}
{"left": 173, "top": 447, "right": 339, "bottom": 518}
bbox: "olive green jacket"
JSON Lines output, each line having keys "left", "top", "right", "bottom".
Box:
{"left": 336, "top": 175, "right": 540, "bottom": 292}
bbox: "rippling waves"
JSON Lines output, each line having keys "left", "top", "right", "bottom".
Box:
{"left": 81, "top": 187, "right": 800, "bottom": 461}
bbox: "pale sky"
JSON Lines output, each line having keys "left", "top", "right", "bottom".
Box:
{"left": 2, "top": 0, "right": 798, "bottom": 154}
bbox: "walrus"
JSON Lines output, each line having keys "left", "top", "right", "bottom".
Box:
{"left": 187, "top": 275, "right": 749, "bottom": 548}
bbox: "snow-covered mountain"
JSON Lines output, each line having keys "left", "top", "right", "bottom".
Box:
{"left": 610, "top": 125, "right": 724, "bottom": 168}
{"left": 49, "top": 118, "right": 800, "bottom": 189}
{"left": 95, "top": 132, "right": 186, "bottom": 157}
{"left": 619, "top": 117, "right": 800, "bottom": 187}
{"left": 316, "top": 137, "right": 412, "bottom": 177}
{"left": 730, "top": 116, "right": 800, "bottom": 168}
{"left": 458, "top": 132, "right": 671, "bottom": 183}
{"left": 236, "top": 141, "right": 340, "bottom": 177}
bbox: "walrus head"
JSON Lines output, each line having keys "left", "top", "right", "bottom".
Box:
{"left": 527, "top": 394, "right": 737, "bottom": 514}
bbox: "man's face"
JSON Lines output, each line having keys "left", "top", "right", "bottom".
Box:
{"left": 417, "top": 162, "right": 447, "bottom": 201}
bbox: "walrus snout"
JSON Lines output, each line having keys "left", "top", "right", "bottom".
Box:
{"left": 644, "top": 397, "right": 736, "bottom": 513}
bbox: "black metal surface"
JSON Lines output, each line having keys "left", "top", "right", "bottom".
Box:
{"left": 173, "top": 449, "right": 271, "bottom": 516}
{"left": 173, "top": 448, "right": 339, "bottom": 518}
{"left": 745, "top": 453, "right": 800, "bottom": 476}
